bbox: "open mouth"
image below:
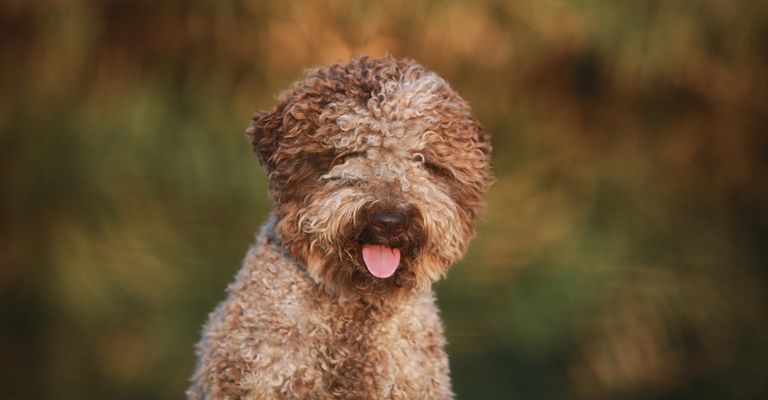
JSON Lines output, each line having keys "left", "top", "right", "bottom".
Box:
{"left": 361, "top": 244, "right": 401, "bottom": 279}
{"left": 354, "top": 207, "right": 423, "bottom": 280}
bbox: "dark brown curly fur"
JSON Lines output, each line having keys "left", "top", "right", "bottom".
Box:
{"left": 248, "top": 56, "right": 491, "bottom": 301}
{"left": 190, "top": 56, "right": 492, "bottom": 399}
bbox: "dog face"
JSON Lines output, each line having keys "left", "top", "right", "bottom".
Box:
{"left": 247, "top": 57, "right": 492, "bottom": 300}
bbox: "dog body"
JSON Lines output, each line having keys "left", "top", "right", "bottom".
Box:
{"left": 189, "top": 218, "right": 451, "bottom": 399}
{"left": 189, "top": 57, "right": 491, "bottom": 399}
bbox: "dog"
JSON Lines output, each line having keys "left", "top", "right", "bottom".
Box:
{"left": 188, "top": 56, "right": 492, "bottom": 399}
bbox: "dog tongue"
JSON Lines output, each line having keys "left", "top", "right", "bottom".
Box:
{"left": 361, "top": 245, "right": 401, "bottom": 278}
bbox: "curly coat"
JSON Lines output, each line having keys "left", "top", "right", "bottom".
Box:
{"left": 189, "top": 56, "right": 492, "bottom": 399}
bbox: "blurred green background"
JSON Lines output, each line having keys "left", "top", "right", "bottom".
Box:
{"left": 2, "top": 1, "right": 767, "bottom": 399}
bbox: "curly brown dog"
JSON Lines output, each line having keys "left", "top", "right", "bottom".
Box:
{"left": 188, "top": 56, "right": 492, "bottom": 399}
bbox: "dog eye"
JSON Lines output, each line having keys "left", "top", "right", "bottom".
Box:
{"left": 423, "top": 162, "right": 454, "bottom": 180}
{"left": 321, "top": 175, "right": 362, "bottom": 188}
{"left": 331, "top": 151, "right": 365, "bottom": 167}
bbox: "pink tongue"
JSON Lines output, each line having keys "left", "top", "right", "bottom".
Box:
{"left": 361, "top": 245, "right": 401, "bottom": 278}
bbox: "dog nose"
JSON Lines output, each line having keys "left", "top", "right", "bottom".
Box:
{"left": 372, "top": 210, "right": 407, "bottom": 234}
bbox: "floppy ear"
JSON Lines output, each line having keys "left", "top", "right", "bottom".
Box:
{"left": 245, "top": 105, "right": 285, "bottom": 172}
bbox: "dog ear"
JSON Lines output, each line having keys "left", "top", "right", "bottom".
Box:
{"left": 246, "top": 106, "right": 285, "bottom": 172}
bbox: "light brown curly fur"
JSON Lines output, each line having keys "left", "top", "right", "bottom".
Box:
{"left": 189, "top": 56, "right": 492, "bottom": 399}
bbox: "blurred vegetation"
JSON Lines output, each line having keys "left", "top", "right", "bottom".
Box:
{"left": 2, "top": 1, "right": 768, "bottom": 399}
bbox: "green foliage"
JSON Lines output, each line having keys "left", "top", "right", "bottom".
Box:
{"left": 2, "top": 1, "right": 767, "bottom": 398}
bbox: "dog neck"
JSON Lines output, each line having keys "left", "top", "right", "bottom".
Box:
{"left": 259, "top": 212, "right": 294, "bottom": 258}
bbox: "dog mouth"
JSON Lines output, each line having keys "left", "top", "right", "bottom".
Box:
{"left": 354, "top": 232, "right": 410, "bottom": 280}
{"left": 350, "top": 206, "right": 424, "bottom": 282}
{"left": 361, "top": 244, "right": 400, "bottom": 278}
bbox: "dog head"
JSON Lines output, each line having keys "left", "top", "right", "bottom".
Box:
{"left": 247, "top": 57, "right": 492, "bottom": 301}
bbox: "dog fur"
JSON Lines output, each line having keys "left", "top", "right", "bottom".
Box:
{"left": 188, "top": 56, "right": 492, "bottom": 399}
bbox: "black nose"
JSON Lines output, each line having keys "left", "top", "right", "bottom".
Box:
{"left": 372, "top": 210, "right": 407, "bottom": 234}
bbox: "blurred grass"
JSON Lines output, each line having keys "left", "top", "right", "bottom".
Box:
{"left": 2, "top": 1, "right": 767, "bottom": 399}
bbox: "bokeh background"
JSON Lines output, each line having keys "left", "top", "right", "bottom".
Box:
{"left": 2, "top": 1, "right": 768, "bottom": 399}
